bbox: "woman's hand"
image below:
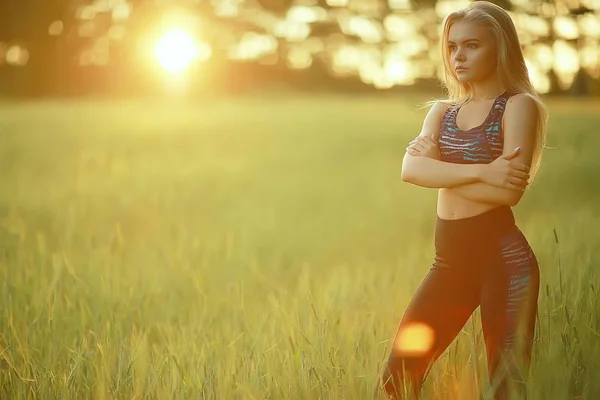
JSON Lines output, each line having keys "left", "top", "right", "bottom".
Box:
{"left": 406, "top": 135, "right": 440, "bottom": 160}
{"left": 480, "top": 147, "right": 530, "bottom": 190}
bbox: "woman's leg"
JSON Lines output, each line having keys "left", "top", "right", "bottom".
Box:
{"left": 382, "top": 260, "right": 481, "bottom": 399}
{"left": 480, "top": 228, "right": 540, "bottom": 400}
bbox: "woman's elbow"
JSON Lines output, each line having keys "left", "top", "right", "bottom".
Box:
{"left": 506, "top": 191, "right": 524, "bottom": 207}
{"left": 401, "top": 165, "right": 418, "bottom": 183}
{"left": 400, "top": 155, "right": 418, "bottom": 182}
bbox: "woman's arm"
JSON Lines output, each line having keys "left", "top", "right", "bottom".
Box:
{"left": 448, "top": 94, "right": 539, "bottom": 206}
{"left": 402, "top": 156, "right": 485, "bottom": 188}
{"left": 401, "top": 102, "right": 485, "bottom": 188}
{"left": 447, "top": 182, "right": 522, "bottom": 206}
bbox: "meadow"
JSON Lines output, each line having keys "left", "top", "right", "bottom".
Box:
{"left": 1, "top": 93, "right": 599, "bottom": 399}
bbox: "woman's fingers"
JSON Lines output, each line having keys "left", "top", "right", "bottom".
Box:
{"left": 510, "top": 170, "right": 530, "bottom": 180}
{"left": 509, "top": 176, "right": 528, "bottom": 188}
{"left": 409, "top": 136, "right": 436, "bottom": 146}
{"left": 406, "top": 136, "right": 437, "bottom": 157}
{"left": 510, "top": 162, "right": 530, "bottom": 173}
{"left": 411, "top": 138, "right": 436, "bottom": 150}
{"left": 420, "top": 136, "right": 438, "bottom": 146}
{"left": 408, "top": 142, "right": 425, "bottom": 152}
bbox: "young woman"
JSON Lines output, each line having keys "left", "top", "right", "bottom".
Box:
{"left": 381, "top": 2, "right": 548, "bottom": 399}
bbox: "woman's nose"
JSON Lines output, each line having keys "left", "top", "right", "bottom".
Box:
{"left": 453, "top": 50, "right": 465, "bottom": 62}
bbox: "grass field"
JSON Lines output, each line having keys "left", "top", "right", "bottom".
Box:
{"left": 1, "top": 93, "right": 599, "bottom": 399}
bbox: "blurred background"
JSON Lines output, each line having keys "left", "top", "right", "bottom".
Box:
{"left": 2, "top": 2, "right": 600, "bottom": 399}
{"left": 1, "top": 0, "right": 599, "bottom": 98}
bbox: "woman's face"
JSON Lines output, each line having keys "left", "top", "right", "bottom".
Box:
{"left": 447, "top": 21, "right": 498, "bottom": 83}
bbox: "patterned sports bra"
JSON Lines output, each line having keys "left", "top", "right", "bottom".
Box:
{"left": 438, "top": 91, "right": 514, "bottom": 165}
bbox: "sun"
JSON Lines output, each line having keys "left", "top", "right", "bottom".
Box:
{"left": 153, "top": 28, "right": 198, "bottom": 73}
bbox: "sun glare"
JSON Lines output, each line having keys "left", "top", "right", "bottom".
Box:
{"left": 154, "top": 29, "right": 198, "bottom": 73}
{"left": 394, "top": 322, "right": 435, "bottom": 356}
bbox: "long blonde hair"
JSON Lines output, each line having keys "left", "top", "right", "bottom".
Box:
{"left": 427, "top": 1, "right": 548, "bottom": 182}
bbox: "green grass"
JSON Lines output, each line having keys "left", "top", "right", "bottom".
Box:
{"left": 1, "top": 93, "right": 599, "bottom": 399}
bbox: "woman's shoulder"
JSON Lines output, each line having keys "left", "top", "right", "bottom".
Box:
{"left": 416, "top": 100, "right": 454, "bottom": 139}
{"left": 420, "top": 100, "right": 453, "bottom": 127}
{"left": 504, "top": 92, "right": 539, "bottom": 117}
{"left": 505, "top": 91, "right": 537, "bottom": 104}
{"left": 424, "top": 99, "right": 453, "bottom": 118}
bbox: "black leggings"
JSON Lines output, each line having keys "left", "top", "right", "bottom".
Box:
{"left": 382, "top": 205, "right": 540, "bottom": 399}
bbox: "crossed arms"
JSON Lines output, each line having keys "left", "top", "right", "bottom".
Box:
{"left": 401, "top": 95, "right": 539, "bottom": 207}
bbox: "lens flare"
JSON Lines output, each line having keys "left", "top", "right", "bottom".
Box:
{"left": 154, "top": 29, "right": 197, "bottom": 73}
{"left": 394, "top": 322, "right": 435, "bottom": 356}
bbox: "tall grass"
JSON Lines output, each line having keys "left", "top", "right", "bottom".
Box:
{"left": 1, "top": 94, "right": 599, "bottom": 399}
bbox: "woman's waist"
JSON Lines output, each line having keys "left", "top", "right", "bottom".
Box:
{"left": 437, "top": 189, "right": 504, "bottom": 221}
{"left": 435, "top": 195, "right": 516, "bottom": 242}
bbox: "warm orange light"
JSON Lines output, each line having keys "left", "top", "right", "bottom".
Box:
{"left": 394, "top": 322, "right": 435, "bottom": 356}
{"left": 154, "top": 29, "right": 198, "bottom": 73}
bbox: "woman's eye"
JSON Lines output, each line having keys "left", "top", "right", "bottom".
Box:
{"left": 468, "top": 44, "right": 477, "bottom": 49}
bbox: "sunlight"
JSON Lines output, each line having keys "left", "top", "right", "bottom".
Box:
{"left": 154, "top": 28, "right": 198, "bottom": 73}
{"left": 394, "top": 322, "right": 435, "bottom": 356}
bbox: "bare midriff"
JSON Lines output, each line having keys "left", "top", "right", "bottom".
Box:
{"left": 436, "top": 188, "right": 499, "bottom": 220}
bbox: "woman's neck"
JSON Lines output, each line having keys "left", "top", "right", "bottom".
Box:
{"left": 468, "top": 79, "right": 506, "bottom": 101}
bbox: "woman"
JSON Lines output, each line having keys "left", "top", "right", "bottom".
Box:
{"left": 381, "top": 2, "right": 548, "bottom": 399}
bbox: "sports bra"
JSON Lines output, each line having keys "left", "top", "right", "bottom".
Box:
{"left": 438, "top": 91, "right": 514, "bottom": 165}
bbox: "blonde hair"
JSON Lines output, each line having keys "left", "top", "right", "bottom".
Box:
{"left": 426, "top": 1, "right": 548, "bottom": 182}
